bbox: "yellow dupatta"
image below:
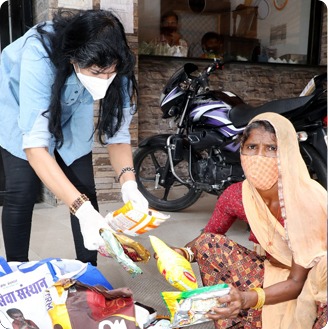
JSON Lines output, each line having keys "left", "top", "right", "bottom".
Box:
{"left": 241, "top": 112, "right": 327, "bottom": 329}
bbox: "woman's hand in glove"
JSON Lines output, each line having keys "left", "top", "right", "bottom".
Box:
{"left": 75, "top": 201, "right": 114, "bottom": 250}
{"left": 121, "top": 180, "right": 149, "bottom": 212}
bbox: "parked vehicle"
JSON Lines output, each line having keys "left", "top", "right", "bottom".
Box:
{"left": 133, "top": 60, "right": 327, "bottom": 212}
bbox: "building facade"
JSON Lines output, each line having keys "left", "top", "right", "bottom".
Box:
{"left": 0, "top": 0, "right": 326, "bottom": 205}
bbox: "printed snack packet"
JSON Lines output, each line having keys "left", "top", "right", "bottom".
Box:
{"left": 106, "top": 201, "right": 170, "bottom": 236}
{"left": 99, "top": 228, "right": 143, "bottom": 277}
{"left": 149, "top": 235, "right": 198, "bottom": 291}
{"left": 113, "top": 233, "right": 151, "bottom": 262}
{"left": 161, "top": 284, "right": 230, "bottom": 328}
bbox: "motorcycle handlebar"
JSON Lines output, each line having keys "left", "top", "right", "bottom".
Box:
{"left": 207, "top": 59, "right": 224, "bottom": 74}
{"left": 197, "top": 59, "right": 223, "bottom": 91}
{"left": 199, "top": 76, "right": 210, "bottom": 91}
{"left": 185, "top": 59, "right": 223, "bottom": 92}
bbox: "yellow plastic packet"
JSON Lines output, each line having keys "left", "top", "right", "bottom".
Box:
{"left": 161, "top": 284, "right": 230, "bottom": 328}
{"left": 107, "top": 201, "right": 170, "bottom": 236}
{"left": 149, "top": 235, "right": 198, "bottom": 291}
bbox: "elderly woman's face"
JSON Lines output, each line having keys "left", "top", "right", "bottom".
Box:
{"left": 240, "top": 126, "right": 279, "bottom": 191}
{"left": 241, "top": 127, "right": 277, "bottom": 158}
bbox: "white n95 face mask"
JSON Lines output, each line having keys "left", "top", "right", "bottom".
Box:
{"left": 75, "top": 68, "right": 117, "bottom": 100}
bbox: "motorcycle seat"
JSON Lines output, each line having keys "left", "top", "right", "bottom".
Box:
{"left": 229, "top": 95, "right": 314, "bottom": 128}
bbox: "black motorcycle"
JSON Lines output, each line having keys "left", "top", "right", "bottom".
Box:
{"left": 133, "top": 60, "right": 327, "bottom": 212}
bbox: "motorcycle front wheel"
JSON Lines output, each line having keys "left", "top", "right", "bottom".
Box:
{"left": 133, "top": 145, "right": 202, "bottom": 212}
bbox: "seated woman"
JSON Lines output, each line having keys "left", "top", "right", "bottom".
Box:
{"left": 174, "top": 112, "right": 327, "bottom": 329}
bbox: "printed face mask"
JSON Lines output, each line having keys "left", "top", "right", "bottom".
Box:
{"left": 240, "top": 154, "right": 278, "bottom": 190}
{"left": 75, "top": 67, "right": 117, "bottom": 100}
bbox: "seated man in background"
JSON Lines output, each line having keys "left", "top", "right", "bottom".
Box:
{"left": 155, "top": 11, "right": 188, "bottom": 57}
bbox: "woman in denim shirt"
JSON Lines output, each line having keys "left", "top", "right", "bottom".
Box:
{"left": 0, "top": 9, "right": 148, "bottom": 266}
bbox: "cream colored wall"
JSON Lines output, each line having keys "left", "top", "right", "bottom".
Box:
{"left": 138, "top": 0, "right": 161, "bottom": 42}
{"left": 257, "top": 0, "right": 311, "bottom": 57}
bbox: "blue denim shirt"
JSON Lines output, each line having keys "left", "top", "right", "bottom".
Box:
{"left": 0, "top": 23, "right": 133, "bottom": 166}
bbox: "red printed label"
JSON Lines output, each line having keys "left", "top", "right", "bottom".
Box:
{"left": 183, "top": 271, "right": 196, "bottom": 282}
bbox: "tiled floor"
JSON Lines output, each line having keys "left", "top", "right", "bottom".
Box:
{"left": 0, "top": 193, "right": 252, "bottom": 328}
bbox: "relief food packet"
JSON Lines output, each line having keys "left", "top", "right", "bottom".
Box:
{"left": 112, "top": 233, "right": 151, "bottom": 263}
{"left": 161, "top": 284, "right": 230, "bottom": 328}
{"left": 149, "top": 235, "right": 198, "bottom": 291}
{"left": 99, "top": 228, "right": 143, "bottom": 277}
{"left": 106, "top": 201, "right": 170, "bottom": 236}
{"left": 99, "top": 231, "right": 151, "bottom": 263}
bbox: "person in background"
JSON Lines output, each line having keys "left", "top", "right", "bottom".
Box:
{"left": 200, "top": 31, "right": 224, "bottom": 60}
{"left": 0, "top": 9, "right": 148, "bottom": 266}
{"left": 155, "top": 11, "right": 188, "bottom": 57}
{"left": 172, "top": 113, "right": 327, "bottom": 328}
{"left": 6, "top": 309, "right": 39, "bottom": 329}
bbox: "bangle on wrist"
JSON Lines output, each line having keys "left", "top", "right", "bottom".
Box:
{"left": 179, "top": 247, "right": 195, "bottom": 262}
{"left": 117, "top": 166, "right": 136, "bottom": 182}
{"left": 70, "top": 194, "right": 89, "bottom": 215}
{"left": 185, "top": 247, "right": 195, "bottom": 262}
{"left": 250, "top": 287, "right": 266, "bottom": 310}
{"left": 179, "top": 248, "right": 188, "bottom": 260}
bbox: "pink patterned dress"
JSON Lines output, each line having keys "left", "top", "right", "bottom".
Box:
{"left": 194, "top": 182, "right": 326, "bottom": 329}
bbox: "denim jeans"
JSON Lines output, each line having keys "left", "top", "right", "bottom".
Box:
{"left": 0, "top": 147, "right": 98, "bottom": 265}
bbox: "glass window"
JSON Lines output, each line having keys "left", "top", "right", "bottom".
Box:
{"left": 138, "top": 0, "right": 323, "bottom": 65}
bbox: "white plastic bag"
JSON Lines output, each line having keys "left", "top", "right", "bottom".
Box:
{"left": 0, "top": 257, "right": 108, "bottom": 328}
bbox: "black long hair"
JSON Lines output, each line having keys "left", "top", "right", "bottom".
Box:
{"left": 35, "top": 9, "right": 137, "bottom": 147}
